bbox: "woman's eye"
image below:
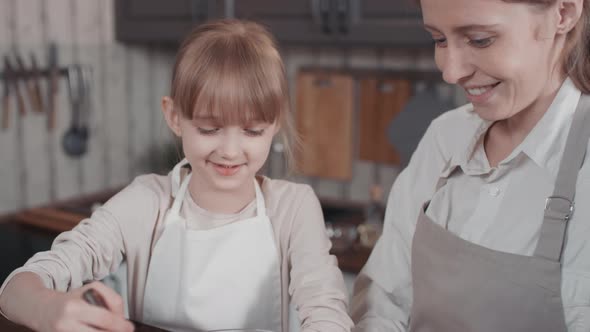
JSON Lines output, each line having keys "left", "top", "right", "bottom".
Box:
{"left": 469, "top": 37, "right": 494, "bottom": 48}
{"left": 197, "top": 127, "right": 219, "bottom": 135}
{"left": 244, "top": 128, "right": 265, "bottom": 137}
{"left": 432, "top": 37, "right": 447, "bottom": 48}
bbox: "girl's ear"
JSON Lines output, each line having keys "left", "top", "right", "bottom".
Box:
{"left": 162, "top": 96, "right": 182, "bottom": 137}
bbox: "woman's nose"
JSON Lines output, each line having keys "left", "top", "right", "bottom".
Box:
{"left": 437, "top": 47, "right": 474, "bottom": 85}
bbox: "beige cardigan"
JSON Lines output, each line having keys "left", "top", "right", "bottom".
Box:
{"left": 0, "top": 171, "right": 353, "bottom": 332}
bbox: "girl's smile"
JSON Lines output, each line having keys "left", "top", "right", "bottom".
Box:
{"left": 208, "top": 161, "right": 244, "bottom": 177}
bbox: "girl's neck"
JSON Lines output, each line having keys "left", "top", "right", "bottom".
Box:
{"left": 187, "top": 177, "right": 258, "bottom": 214}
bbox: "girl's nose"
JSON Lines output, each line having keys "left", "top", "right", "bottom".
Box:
{"left": 217, "top": 133, "right": 241, "bottom": 159}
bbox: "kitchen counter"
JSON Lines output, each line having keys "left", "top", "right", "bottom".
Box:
{"left": 0, "top": 314, "right": 168, "bottom": 332}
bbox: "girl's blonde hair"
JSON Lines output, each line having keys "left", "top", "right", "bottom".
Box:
{"left": 170, "top": 19, "right": 299, "bottom": 171}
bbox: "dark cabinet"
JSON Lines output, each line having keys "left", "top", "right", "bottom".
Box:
{"left": 234, "top": 0, "right": 430, "bottom": 47}
{"left": 232, "top": 1, "right": 333, "bottom": 44}
{"left": 115, "top": 0, "right": 224, "bottom": 44}
{"left": 115, "top": 0, "right": 431, "bottom": 47}
{"left": 338, "top": 0, "right": 430, "bottom": 47}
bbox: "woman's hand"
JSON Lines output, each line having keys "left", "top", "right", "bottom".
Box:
{"left": 35, "top": 281, "right": 134, "bottom": 332}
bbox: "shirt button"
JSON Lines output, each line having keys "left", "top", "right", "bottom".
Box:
{"left": 489, "top": 187, "right": 500, "bottom": 197}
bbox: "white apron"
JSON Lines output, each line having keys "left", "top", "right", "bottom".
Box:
{"left": 142, "top": 161, "right": 282, "bottom": 332}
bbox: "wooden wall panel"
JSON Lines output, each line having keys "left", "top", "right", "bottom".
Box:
{"left": 48, "top": 0, "right": 79, "bottom": 202}
{"left": 53, "top": 46, "right": 80, "bottom": 201}
{"left": 77, "top": 0, "right": 106, "bottom": 194}
{"left": 44, "top": 0, "right": 71, "bottom": 45}
{"left": 102, "top": 0, "right": 115, "bottom": 44}
{"left": 126, "top": 46, "right": 151, "bottom": 177}
{"left": 0, "top": 1, "right": 19, "bottom": 213}
{"left": 16, "top": 0, "right": 50, "bottom": 207}
{"left": 104, "top": 44, "right": 129, "bottom": 188}
{"left": 0, "top": 1, "right": 9, "bottom": 45}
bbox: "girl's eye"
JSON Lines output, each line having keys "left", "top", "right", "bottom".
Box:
{"left": 469, "top": 37, "right": 494, "bottom": 48}
{"left": 197, "top": 127, "right": 219, "bottom": 135}
{"left": 432, "top": 37, "right": 447, "bottom": 48}
{"left": 244, "top": 128, "right": 265, "bottom": 137}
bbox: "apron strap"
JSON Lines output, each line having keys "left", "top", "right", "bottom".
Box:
{"left": 534, "top": 94, "right": 590, "bottom": 262}
{"left": 254, "top": 178, "right": 267, "bottom": 218}
{"left": 171, "top": 173, "right": 192, "bottom": 215}
{"left": 170, "top": 158, "right": 190, "bottom": 198}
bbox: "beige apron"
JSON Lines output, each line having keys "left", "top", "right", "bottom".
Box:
{"left": 142, "top": 160, "right": 282, "bottom": 332}
{"left": 408, "top": 95, "right": 590, "bottom": 332}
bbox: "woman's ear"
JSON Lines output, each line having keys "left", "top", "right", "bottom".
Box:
{"left": 556, "top": 0, "right": 583, "bottom": 35}
{"left": 162, "top": 96, "right": 182, "bottom": 137}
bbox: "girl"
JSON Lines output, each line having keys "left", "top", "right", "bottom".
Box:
{"left": 0, "top": 19, "right": 353, "bottom": 332}
{"left": 351, "top": 0, "right": 590, "bottom": 331}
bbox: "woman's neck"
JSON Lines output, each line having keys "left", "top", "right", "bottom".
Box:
{"left": 484, "top": 77, "right": 565, "bottom": 167}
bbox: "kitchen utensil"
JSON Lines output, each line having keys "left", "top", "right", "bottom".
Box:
{"left": 29, "top": 53, "right": 45, "bottom": 112}
{"left": 82, "top": 288, "right": 107, "bottom": 308}
{"left": 47, "top": 44, "right": 59, "bottom": 130}
{"left": 387, "top": 83, "right": 455, "bottom": 165}
{"left": 359, "top": 78, "right": 412, "bottom": 165}
{"left": 295, "top": 71, "right": 354, "bottom": 180}
{"left": 62, "top": 65, "right": 89, "bottom": 157}
{"left": 1, "top": 62, "right": 11, "bottom": 130}
{"left": 15, "top": 54, "right": 42, "bottom": 112}
{"left": 4, "top": 56, "right": 25, "bottom": 116}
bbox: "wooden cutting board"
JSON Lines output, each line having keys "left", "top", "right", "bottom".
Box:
{"left": 359, "top": 78, "right": 412, "bottom": 165}
{"left": 296, "top": 71, "right": 354, "bottom": 180}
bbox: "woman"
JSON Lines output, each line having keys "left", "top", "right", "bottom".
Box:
{"left": 351, "top": 0, "right": 589, "bottom": 331}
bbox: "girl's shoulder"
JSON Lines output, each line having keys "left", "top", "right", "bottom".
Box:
{"left": 100, "top": 173, "right": 174, "bottom": 223}
{"left": 259, "top": 176, "right": 317, "bottom": 210}
{"left": 260, "top": 175, "right": 314, "bottom": 194}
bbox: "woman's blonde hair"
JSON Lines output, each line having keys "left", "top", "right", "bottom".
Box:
{"left": 170, "top": 19, "right": 299, "bottom": 171}
{"left": 502, "top": 0, "right": 590, "bottom": 93}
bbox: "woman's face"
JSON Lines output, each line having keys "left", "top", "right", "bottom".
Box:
{"left": 421, "top": 0, "right": 565, "bottom": 122}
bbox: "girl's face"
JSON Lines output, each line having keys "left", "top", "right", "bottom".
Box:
{"left": 178, "top": 112, "right": 278, "bottom": 194}
{"left": 421, "top": 0, "right": 565, "bottom": 122}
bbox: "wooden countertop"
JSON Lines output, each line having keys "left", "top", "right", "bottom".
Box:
{"left": 0, "top": 315, "right": 168, "bottom": 332}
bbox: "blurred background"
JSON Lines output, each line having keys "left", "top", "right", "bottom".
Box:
{"left": 0, "top": 0, "right": 466, "bottom": 298}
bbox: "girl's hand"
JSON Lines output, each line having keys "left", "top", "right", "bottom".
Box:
{"left": 36, "top": 281, "right": 134, "bottom": 332}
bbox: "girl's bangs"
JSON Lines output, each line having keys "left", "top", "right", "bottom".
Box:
{"left": 190, "top": 63, "right": 284, "bottom": 126}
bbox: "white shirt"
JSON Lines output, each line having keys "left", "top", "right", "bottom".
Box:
{"left": 351, "top": 78, "right": 590, "bottom": 332}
